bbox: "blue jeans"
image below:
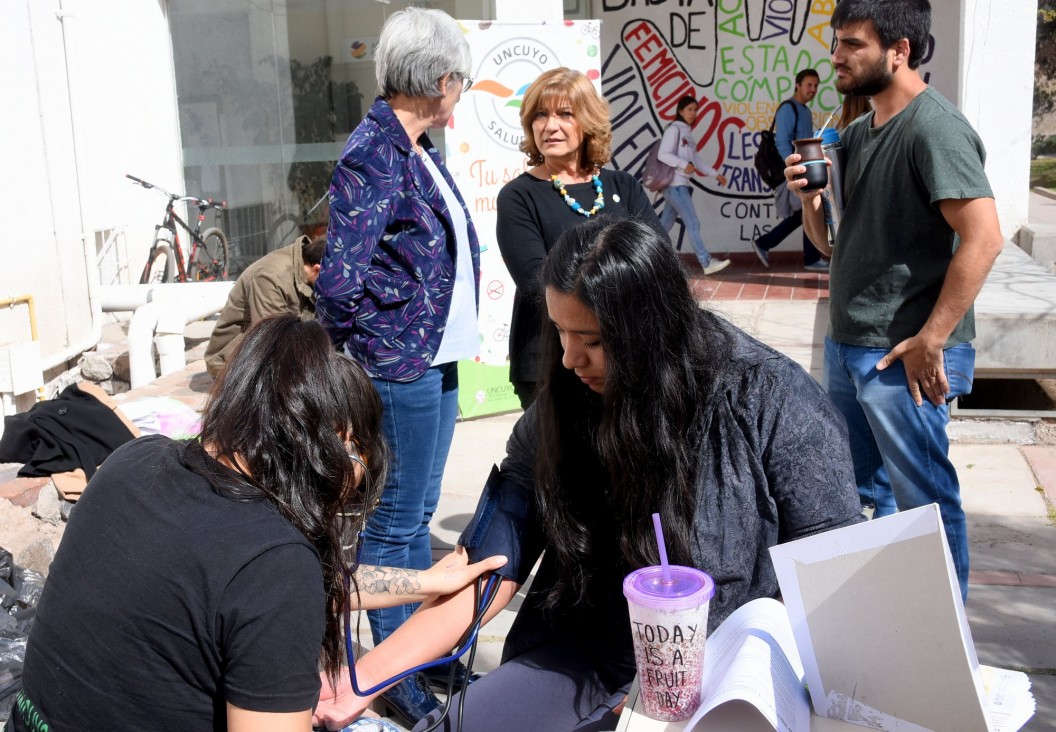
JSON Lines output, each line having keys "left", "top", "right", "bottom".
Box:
{"left": 660, "top": 185, "right": 712, "bottom": 267}
{"left": 362, "top": 362, "right": 459, "bottom": 644}
{"left": 754, "top": 210, "right": 824, "bottom": 266}
{"left": 823, "top": 336, "right": 975, "bottom": 600}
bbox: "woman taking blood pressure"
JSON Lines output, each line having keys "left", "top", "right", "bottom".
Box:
{"left": 12, "top": 315, "right": 504, "bottom": 732}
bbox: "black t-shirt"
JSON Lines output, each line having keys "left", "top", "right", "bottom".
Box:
{"left": 495, "top": 169, "right": 661, "bottom": 384}
{"left": 18, "top": 435, "right": 325, "bottom": 731}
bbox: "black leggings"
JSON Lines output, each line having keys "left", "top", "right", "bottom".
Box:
{"left": 412, "top": 643, "right": 631, "bottom": 732}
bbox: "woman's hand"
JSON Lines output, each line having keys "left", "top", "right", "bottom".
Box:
{"left": 420, "top": 546, "right": 508, "bottom": 598}
{"left": 313, "top": 667, "right": 371, "bottom": 731}
{"left": 715, "top": 174, "right": 728, "bottom": 186}
{"left": 352, "top": 548, "right": 507, "bottom": 609}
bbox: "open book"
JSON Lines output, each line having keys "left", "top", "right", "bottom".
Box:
{"left": 618, "top": 506, "right": 1035, "bottom": 732}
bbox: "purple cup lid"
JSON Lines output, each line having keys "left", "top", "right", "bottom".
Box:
{"left": 623, "top": 565, "right": 715, "bottom": 610}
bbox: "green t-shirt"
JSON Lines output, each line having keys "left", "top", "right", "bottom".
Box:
{"left": 830, "top": 87, "right": 994, "bottom": 348}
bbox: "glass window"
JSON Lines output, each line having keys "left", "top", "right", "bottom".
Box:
{"left": 169, "top": 0, "right": 495, "bottom": 276}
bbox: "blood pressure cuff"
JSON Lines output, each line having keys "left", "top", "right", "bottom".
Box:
{"left": 459, "top": 465, "right": 545, "bottom": 584}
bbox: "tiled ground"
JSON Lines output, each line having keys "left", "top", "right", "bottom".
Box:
{"left": 681, "top": 253, "right": 830, "bottom": 302}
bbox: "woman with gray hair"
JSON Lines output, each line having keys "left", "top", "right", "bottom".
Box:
{"left": 316, "top": 7, "right": 481, "bottom": 726}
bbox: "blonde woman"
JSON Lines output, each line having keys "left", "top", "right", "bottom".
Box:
{"left": 495, "top": 67, "right": 662, "bottom": 408}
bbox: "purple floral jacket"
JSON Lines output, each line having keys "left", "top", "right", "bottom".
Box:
{"left": 316, "top": 97, "right": 480, "bottom": 382}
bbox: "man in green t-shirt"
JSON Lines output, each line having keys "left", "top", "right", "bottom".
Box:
{"left": 786, "top": 0, "right": 1004, "bottom": 601}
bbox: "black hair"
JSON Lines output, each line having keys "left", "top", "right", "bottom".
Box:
{"left": 675, "top": 95, "right": 698, "bottom": 116}
{"left": 831, "top": 0, "right": 931, "bottom": 70}
{"left": 301, "top": 234, "right": 327, "bottom": 267}
{"left": 196, "top": 314, "right": 387, "bottom": 685}
{"left": 795, "top": 68, "right": 820, "bottom": 85}
{"left": 533, "top": 216, "right": 733, "bottom": 606}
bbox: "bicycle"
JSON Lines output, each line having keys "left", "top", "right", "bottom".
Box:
{"left": 266, "top": 191, "right": 329, "bottom": 252}
{"left": 127, "top": 174, "right": 230, "bottom": 284}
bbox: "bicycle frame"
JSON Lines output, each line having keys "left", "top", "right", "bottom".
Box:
{"left": 156, "top": 197, "right": 215, "bottom": 281}
{"left": 128, "top": 174, "right": 228, "bottom": 283}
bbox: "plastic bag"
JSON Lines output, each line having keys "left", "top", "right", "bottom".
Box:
{"left": 0, "top": 546, "right": 44, "bottom": 724}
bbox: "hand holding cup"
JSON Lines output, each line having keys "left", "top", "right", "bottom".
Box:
{"left": 791, "top": 137, "right": 830, "bottom": 190}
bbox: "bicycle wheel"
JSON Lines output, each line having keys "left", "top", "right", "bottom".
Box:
{"left": 140, "top": 241, "right": 175, "bottom": 284}
{"left": 189, "top": 227, "right": 230, "bottom": 281}
{"left": 267, "top": 213, "right": 300, "bottom": 252}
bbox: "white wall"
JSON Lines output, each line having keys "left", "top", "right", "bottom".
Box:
{"left": 957, "top": 0, "right": 1037, "bottom": 240}
{"left": 0, "top": 0, "right": 183, "bottom": 377}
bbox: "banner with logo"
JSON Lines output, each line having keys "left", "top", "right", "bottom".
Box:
{"left": 451, "top": 20, "right": 603, "bottom": 419}
{"left": 591, "top": 0, "right": 947, "bottom": 254}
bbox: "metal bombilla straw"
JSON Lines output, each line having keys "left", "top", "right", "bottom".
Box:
{"left": 817, "top": 104, "right": 842, "bottom": 135}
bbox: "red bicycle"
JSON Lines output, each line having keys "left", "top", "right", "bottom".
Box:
{"left": 127, "top": 174, "right": 230, "bottom": 283}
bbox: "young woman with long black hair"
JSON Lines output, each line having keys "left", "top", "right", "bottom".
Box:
{"left": 13, "top": 316, "right": 504, "bottom": 732}
{"left": 317, "top": 218, "right": 863, "bottom": 732}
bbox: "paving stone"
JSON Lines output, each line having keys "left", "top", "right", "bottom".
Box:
{"left": 0, "top": 476, "right": 49, "bottom": 508}
{"left": 32, "top": 483, "right": 62, "bottom": 524}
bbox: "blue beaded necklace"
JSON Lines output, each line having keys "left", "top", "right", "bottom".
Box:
{"left": 550, "top": 173, "right": 605, "bottom": 217}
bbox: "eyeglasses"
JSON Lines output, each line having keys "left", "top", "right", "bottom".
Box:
{"left": 338, "top": 452, "right": 380, "bottom": 554}
{"left": 455, "top": 74, "right": 473, "bottom": 93}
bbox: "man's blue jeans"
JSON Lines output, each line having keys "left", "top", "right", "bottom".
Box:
{"left": 823, "top": 336, "right": 975, "bottom": 600}
{"left": 754, "top": 210, "right": 824, "bottom": 266}
{"left": 362, "top": 362, "right": 459, "bottom": 644}
{"left": 660, "top": 185, "right": 713, "bottom": 267}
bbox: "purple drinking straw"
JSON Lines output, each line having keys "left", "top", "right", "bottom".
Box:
{"left": 652, "top": 512, "right": 672, "bottom": 584}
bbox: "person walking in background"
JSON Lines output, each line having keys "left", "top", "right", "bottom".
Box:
{"left": 204, "top": 234, "right": 324, "bottom": 377}
{"left": 788, "top": 0, "right": 1004, "bottom": 601}
{"left": 315, "top": 7, "right": 480, "bottom": 725}
{"left": 752, "top": 69, "right": 829, "bottom": 271}
{"left": 496, "top": 67, "right": 662, "bottom": 409}
{"left": 657, "top": 95, "right": 730, "bottom": 275}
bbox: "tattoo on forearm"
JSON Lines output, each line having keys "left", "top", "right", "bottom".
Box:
{"left": 356, "top": 566, "right": 423, "bottom": 596}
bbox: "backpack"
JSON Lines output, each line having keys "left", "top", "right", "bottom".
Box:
{"left": 640, "top": 127, "right": 677, "bottom": 192}
{"left": 753, "top": 100, "right": 795, "bottom": 190}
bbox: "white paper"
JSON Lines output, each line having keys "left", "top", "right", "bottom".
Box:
{"left": 684, "top": 598, "right": 810, "bottom": 732}
{"left": 769, "top": 505, "right": 993, "bottom": 731}
{"left": 981, "top": 665, "right": 1036, "bottom": 732}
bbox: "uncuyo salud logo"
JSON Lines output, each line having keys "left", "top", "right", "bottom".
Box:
{"left": 466, "top": 30, "right": 598, "bottom": 152}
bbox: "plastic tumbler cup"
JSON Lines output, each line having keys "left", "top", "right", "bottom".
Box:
{"left": 792, "top": 137, "right": 829, "bottom": 191}
{"left": 623, "top": 565, "right": 715, "bottom": 721}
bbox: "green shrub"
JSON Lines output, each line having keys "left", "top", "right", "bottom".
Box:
{"left": 1033, "top": 135, "right": 1056, "bottom": 158}
{"left": 1031, "top": 157, "right": 1056, "bottom": 189}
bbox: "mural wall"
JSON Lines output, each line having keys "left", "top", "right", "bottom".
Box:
{"left": 592, "top": 0, "right": 952, "bottom": 254}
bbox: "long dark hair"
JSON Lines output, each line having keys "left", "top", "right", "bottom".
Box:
{"left": 534, "top": 216, "right": 732, "bottom": 606}
{"left": 195, "top": 315, "right": 387, "bottom": 684}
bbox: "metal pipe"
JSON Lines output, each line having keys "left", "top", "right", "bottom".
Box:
{"left": 121, "top": 283, "right": 233, "bottom": 387}
{"left": 42, "top": 0, "right": 104, "bottom": 374}
{"left": 0, "top": 294, "right": 45, "bottom": 402}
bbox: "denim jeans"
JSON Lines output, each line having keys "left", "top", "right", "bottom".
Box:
{"left": 660, "top": 185, "right": 712, "bottom": 267}
{"left": 362, "top": 362, "right": 459, "bottom": 644}
{"left": 823, "top": 336, "right": 975, "bottom": 600}
{"left": 754, "top": 210, "right": 824, "bottom": 266}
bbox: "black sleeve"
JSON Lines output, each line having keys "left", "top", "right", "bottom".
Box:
{"left": 748, "top": 359, "right": 863, "bottom": 541}
{"left": 614, "top": 171, "right": 665, "bottom": 233}
{"left": 219, "top": 543, "right": 326, "bottom": 713}
{"left": 496, "top": 182, "right": 549, "bottom": 299}
{"left": 459, "top": 411, "right": 546, "bottom": 584}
